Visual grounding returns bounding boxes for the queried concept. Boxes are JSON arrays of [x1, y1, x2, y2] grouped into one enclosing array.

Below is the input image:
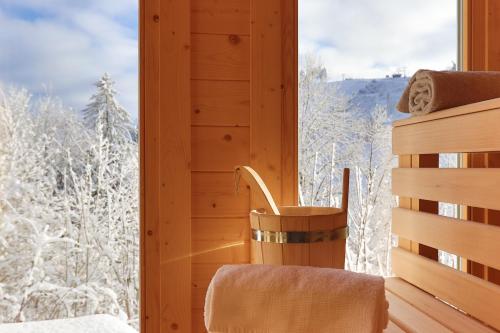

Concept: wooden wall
[[141, 0, 298, 332], [463, 0, 500, 285]]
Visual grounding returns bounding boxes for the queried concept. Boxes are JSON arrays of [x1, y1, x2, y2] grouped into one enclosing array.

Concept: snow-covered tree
[[82, 74, 133, 145], [0, 84, 139, 327], [298, 54, 396, 276]]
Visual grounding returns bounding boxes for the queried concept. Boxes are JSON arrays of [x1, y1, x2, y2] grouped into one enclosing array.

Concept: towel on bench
[[397, 70, 500, 116], [204, 264, 388, 333]]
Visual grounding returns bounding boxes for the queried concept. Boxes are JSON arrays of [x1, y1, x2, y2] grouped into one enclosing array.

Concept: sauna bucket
[[234, 166, 349, 268]]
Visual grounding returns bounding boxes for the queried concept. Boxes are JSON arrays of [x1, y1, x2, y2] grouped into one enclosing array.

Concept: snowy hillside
[[329, 76, 409, 121]]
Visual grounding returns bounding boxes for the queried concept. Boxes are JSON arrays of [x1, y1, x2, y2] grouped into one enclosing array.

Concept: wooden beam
[[393, 168, 500, 211], [393, 208, 500, 271], [393, 106, 500, 155], [141, 0, 192, 331]]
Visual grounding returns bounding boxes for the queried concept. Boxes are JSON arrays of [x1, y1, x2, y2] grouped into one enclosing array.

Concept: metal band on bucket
[[251, 227, 348, 244]]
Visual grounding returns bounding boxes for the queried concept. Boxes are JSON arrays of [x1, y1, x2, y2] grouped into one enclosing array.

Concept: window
[[0, 1, 139, 331], [299, 0, 458, 275]]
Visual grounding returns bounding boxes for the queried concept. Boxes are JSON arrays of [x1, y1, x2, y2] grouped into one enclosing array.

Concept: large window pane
[[299, 0, 458, 275], [0, 1, 139, 331]]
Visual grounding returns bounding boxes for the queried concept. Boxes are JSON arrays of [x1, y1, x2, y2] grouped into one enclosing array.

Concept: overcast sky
[[0, 0, 138, 119], [0, 1, 456, 118], [299, 0, 458, 81]]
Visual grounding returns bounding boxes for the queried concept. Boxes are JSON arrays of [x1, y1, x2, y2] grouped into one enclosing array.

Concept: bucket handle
[[234, 166, 280, 215]]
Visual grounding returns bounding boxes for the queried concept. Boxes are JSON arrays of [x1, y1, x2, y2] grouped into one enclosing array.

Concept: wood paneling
[[192, 80, 250, 126], [393, 208, 500, 270], [143, 0, 297, 330], [141, 0, 192, 331], [191, 34, 250, 80], [393, 168, 500, 210], [392, 247, 500, 331], [191, 0, 250, 35], [250, 0, 284, 205], [192, 127, 250, 171], [192, 172, 249, 218], [386, 278, 496, 333]]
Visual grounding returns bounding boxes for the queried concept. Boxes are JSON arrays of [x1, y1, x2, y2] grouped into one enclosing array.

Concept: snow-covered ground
[[0, 315, 138, 333]]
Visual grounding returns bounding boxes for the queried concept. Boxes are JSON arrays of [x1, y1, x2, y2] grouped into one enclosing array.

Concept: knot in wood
[[228, 34, 240, 45]]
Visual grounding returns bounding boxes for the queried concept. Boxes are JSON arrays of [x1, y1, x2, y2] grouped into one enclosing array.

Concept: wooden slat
[[392, 247, 500, 330], [386, 291, 453, 333], [393, 98, 500, 127], [393, 208, 500, 270], [192, 172, 249, 217], [192, 80, 249, 126], [192, 127, 250, 171], [393, 168, 500, 211], [393, 107, 500, 155], [191, 0, 250, 35], [386, 278, 496, 333], [191, 34, 250, 80]]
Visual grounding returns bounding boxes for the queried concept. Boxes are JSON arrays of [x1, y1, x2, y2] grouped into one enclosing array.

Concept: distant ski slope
[[329, 76, 409, 121]]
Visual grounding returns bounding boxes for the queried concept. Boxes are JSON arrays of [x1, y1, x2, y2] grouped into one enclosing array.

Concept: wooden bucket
[[235, 166, 349, 268]]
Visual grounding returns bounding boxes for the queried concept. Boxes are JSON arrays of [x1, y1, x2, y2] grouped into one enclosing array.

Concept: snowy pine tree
[[82, 74, 133, 145]]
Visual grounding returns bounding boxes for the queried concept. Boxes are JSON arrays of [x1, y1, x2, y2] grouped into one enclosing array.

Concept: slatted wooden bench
[[385, 98, 500, 332]]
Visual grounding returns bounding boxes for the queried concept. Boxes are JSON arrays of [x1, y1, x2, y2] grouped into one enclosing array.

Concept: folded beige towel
[[205, 264, 388, 333], [397, 70, 500, 116]]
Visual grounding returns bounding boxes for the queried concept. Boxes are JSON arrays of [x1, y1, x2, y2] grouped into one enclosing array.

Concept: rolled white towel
[[205, 264, 388, 333]]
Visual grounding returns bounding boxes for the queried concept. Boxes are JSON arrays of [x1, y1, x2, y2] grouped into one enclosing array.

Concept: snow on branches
[[0, 76, 139, 327], [298, 54, 396, 276]]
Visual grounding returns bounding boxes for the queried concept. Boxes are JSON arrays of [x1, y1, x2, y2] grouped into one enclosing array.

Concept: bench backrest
[[392, 98, 500, 331]]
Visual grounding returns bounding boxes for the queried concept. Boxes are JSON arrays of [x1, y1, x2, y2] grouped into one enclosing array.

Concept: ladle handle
[[234, 166, 280, 215]]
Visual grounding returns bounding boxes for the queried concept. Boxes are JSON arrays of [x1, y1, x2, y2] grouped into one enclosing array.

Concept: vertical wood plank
[[397, 155, 412, 251], [251, 0, 283, 205], [280, 0, 298, 206], [154, 0, 193, 331], [141, 0, 161, 331]]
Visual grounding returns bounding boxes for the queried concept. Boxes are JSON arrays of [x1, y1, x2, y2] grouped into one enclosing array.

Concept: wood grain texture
[[250, 0, 283, 206], [192, 127, 250, 171], [393, 208, 500, 270], [157, 0, 192, 330], [393, 107, 500, 155], [191, 33, 250, 80], [392, 247, 500, 330], [192, 172, 249, 218], [386, 291, 452, 333], [386, 278, 497, 333], [280, 0, 299, 206], [192, 80, 250, 126], [463, 0, 500, 287], [141, 0, 192, 331], [393, 168, 500, 211], [191, 0, 250, 35]]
